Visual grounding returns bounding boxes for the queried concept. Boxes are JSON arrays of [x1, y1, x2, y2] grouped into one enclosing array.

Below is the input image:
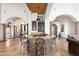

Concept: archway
[[6, 16, 24, 39], [50, 22, 57, 37], [53, 14, 76, 38]]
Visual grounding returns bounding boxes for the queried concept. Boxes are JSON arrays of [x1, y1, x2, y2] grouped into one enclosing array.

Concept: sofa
[[67, 35, 79, 56]]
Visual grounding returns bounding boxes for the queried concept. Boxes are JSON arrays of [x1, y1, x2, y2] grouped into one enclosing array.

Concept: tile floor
[[0, 37, 70, 56]]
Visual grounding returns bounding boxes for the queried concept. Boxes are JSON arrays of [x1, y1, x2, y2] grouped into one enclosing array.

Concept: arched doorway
[[54, 14, 76, 38], [50, 22, 57, 37]]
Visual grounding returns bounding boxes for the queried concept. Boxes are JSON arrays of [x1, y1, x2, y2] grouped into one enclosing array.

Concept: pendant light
[[36, 7, 40, 21]]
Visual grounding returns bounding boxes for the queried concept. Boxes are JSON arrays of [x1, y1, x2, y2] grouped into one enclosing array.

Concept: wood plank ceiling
[[26, 3, 48, 14]]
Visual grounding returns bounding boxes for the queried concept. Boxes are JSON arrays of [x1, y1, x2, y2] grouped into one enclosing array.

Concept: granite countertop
[[26, 35, 52, 40]]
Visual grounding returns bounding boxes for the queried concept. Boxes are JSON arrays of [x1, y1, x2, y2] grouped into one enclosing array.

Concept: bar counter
[[26, 35, 52, 56]]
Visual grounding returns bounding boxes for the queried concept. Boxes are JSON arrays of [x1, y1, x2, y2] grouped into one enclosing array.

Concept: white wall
[[46, 3, 79, 21], [0, 3, 1, 22], [1, 3, 30, 23], [45, 3, 79, 37], [45, 3, 53, 20]]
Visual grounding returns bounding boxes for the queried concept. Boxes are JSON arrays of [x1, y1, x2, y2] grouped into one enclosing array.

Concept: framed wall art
[[61, 24, 64, 32], [32, 21, 37, 30]]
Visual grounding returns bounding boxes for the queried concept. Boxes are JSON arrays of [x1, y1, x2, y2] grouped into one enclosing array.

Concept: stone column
[[75, 22, 78, 35], [20, 24, 23, 36], [13, 25, 16, 38]]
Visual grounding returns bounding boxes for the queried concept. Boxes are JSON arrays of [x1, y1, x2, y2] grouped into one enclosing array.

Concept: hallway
[[0, 37, 69, 56]]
